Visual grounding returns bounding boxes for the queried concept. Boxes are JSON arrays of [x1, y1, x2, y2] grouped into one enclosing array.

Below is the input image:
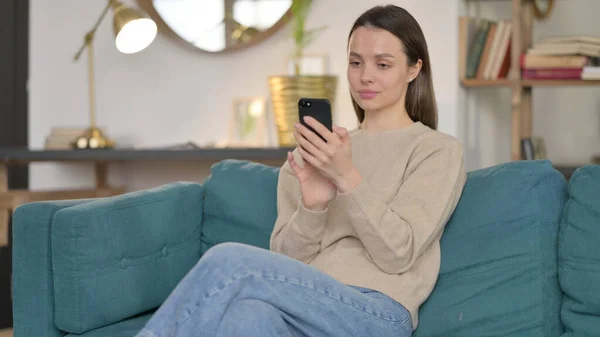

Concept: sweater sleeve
[[269, 159, 329, 263], [336, 137, 466, 274]]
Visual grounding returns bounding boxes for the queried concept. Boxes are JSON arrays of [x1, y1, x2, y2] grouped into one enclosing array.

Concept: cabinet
[[461, 0, 600, 161]]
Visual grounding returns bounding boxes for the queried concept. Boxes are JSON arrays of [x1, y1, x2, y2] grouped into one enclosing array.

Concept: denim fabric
[[135, 242, 412, 337]]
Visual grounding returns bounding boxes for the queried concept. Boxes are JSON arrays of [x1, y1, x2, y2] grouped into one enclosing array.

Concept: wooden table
[[0, 147, 291, 247]]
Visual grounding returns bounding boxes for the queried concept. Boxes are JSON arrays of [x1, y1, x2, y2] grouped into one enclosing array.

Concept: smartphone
[[298, 98, 333, 142]]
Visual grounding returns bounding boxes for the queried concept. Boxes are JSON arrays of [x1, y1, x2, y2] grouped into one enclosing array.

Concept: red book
[[522, 68, 582, 79]]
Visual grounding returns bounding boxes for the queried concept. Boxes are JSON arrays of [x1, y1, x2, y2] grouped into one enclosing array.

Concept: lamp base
[[71, 127, 115, 149]]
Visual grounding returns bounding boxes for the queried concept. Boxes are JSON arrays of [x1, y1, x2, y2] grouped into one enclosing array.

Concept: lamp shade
[[112, 3, 157, 54]]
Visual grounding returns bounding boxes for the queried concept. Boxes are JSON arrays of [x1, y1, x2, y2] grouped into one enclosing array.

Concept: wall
[[29, 0, 461, 191]]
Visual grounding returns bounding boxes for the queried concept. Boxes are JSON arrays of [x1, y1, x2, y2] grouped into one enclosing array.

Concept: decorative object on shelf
[[136, 0, 292, 53], [73, 0, 157, 149], [227, 97, 270, 148], [521, 136, 546, 160], [532, 0, 555, 20], [269, 0, 337, 147]]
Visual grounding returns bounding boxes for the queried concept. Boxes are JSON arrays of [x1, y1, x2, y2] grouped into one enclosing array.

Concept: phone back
[[298, 98, 332, 141]]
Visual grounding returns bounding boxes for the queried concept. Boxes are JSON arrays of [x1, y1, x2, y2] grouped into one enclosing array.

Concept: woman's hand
[[293, 116, 363, 193], [287, 151, 337, 211]]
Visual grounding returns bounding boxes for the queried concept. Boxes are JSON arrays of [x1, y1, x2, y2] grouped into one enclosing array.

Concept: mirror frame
[[135, 0, 293, 54]]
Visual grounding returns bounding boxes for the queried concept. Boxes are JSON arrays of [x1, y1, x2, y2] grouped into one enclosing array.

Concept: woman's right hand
[[287, 151, 337, 211]]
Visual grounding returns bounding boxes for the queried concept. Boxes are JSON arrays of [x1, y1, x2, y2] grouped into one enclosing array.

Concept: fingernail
[[303, 116, 310, 122], [294, 123, 299, 129]]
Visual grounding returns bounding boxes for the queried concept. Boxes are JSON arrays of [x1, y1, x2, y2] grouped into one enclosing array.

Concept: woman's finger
[[297, 145, 321, 169], [294, 131, 323, 160], [295, 122, 329, 151], [288, 151, 302, 174], [303, 116, 338, 145]]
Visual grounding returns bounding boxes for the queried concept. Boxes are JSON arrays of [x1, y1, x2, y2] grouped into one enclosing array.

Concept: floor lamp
[[73, 0, 157, 149]]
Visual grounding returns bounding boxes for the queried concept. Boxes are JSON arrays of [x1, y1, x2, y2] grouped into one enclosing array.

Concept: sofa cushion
[[51, 182, 204, 334], [559, 165, 600, 337], [200, 159, 280, 254], [414, 160, 567, 337]]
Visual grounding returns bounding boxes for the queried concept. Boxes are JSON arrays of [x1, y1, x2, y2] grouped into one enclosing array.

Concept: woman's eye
[[349, 61, 361, 66], [378, 63, 390, 69]]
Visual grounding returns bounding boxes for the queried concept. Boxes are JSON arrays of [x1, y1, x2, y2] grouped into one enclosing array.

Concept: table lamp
[[72, 0, 157, 149]]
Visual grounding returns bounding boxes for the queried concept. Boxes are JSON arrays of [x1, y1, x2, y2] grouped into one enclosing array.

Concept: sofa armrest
[[12, 198, 97, 337], [12, 182, 204, 336]]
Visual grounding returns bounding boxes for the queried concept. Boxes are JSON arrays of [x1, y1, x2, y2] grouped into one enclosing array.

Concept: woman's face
[[347, 26, 417, 114]]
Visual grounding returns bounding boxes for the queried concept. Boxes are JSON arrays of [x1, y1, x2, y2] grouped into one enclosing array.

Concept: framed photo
[[287, 54, 328, 76], [227, 97, 269, 147]]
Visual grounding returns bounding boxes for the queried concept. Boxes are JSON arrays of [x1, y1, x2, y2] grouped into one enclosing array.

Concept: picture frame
[[227, 97, 269, 147]]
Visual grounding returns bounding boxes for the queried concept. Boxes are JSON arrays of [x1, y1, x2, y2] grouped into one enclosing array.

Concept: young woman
[[136, 5, 465, 337]]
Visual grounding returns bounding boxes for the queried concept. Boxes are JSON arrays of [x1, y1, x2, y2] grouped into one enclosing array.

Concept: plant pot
[[268, 75, 337, 147]]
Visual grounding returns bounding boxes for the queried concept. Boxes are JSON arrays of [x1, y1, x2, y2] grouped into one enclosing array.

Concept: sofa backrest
[[414, 160, 567, 337], [200, 159, 280, 254], [558, 165, 600, 337]]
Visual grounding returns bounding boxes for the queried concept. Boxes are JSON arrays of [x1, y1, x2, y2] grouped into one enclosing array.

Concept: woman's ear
[[408, 59, 423, 82]]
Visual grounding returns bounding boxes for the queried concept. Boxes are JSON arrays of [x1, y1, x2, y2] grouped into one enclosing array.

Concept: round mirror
[[135, 0, 293, 53]]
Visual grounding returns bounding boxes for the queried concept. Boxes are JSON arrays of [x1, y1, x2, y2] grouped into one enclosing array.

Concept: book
[[522, 68, 582, 79], [459, 16, 512, 80]]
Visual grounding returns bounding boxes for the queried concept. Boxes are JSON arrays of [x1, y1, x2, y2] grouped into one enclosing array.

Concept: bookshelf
[[460, 0, 600, 161]]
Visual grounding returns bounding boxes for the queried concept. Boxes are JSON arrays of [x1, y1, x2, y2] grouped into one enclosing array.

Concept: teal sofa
[[11, 159, 600, 337]]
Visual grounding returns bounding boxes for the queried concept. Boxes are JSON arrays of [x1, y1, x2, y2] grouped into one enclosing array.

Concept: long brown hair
[[348, 5, 437, 130]]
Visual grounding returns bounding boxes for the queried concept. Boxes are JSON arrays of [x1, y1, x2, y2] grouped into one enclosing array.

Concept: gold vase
[[269, 75, 337, 147]]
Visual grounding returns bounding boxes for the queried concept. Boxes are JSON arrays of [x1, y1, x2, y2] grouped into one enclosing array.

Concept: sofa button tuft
[[120, 258, 127, 270], [162, 246, 169, 257]]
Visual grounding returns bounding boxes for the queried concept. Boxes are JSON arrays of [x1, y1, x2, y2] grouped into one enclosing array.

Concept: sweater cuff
[[293, 198, 329, 236], [336, 178, 378, 214]]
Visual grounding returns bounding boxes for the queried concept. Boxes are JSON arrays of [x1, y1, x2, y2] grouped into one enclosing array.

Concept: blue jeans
[[135, 242, 412, 337]]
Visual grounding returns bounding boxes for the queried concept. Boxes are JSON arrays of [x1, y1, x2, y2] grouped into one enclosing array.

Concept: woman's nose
[[360, 65, 375, 83]]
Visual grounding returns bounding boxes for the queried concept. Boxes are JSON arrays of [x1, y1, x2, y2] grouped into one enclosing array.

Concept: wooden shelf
[[521, 79, 600, 87], [461, 79, 600, 87], [461, 79, 512, 87], [0, 147, 294, 164]]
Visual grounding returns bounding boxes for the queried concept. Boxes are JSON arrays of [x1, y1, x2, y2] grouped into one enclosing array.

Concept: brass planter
[[269, 75, 337, 147]]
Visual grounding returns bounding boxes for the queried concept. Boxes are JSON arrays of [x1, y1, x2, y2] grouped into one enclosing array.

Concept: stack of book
[[522, 36, 600, 80], [459, 17, 513, 80], [44, 127, 86, 150]]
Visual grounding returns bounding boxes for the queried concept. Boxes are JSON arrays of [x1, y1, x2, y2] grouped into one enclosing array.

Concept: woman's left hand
[[293, 116, 363, 193]]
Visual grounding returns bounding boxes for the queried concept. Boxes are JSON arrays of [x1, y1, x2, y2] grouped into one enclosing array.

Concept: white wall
[[29, 0, 461, 191]]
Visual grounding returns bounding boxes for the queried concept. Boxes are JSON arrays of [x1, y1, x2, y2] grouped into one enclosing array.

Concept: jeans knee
[[229, 299, 268, 314], [200, 242, 260, 268]]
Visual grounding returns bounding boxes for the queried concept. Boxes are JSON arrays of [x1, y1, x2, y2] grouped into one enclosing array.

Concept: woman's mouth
[[359, 90, 378, 99]]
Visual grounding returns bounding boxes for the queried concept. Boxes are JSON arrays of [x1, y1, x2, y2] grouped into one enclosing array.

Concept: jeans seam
[[177, 273, 257, 326], [263, 275, 407, 323]]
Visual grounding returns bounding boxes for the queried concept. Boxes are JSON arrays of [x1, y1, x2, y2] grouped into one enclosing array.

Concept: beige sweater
[[270, 121, 466, 330]]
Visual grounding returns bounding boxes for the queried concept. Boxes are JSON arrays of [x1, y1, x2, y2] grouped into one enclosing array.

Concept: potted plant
[[269, 0, 337, 147]]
